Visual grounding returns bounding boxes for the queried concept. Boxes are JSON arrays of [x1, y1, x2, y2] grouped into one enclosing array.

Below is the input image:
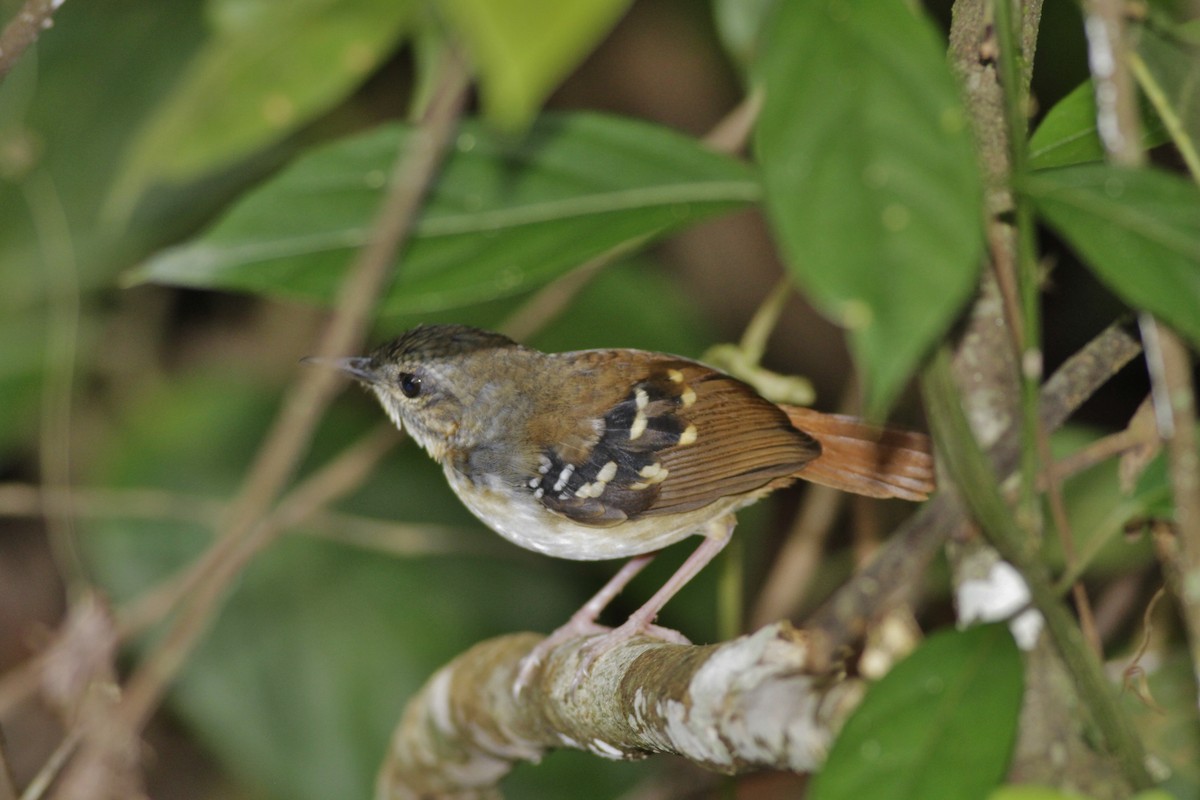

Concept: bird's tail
[[781, 406, 936, 502]]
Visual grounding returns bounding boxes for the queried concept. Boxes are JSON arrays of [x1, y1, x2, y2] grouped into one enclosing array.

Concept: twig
[[20, 730, 81, 800], [0, 0, 64, 84], [1082, 0, 1142, 167], [116, 424, 401, 643], [1141, 318, 1200, 696], [0, 482, 485, 560]]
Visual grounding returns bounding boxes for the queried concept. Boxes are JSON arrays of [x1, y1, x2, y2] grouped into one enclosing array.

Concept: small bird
[[315, 324, 934, 689]]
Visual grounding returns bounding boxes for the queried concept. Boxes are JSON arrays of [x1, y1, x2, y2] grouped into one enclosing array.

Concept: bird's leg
[[514, 515, 736, 695], [514, 552, 658, 695], [579, 515, 734, 667]]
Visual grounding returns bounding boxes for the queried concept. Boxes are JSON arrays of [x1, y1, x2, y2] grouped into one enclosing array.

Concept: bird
[[312, 323, 935, 691]]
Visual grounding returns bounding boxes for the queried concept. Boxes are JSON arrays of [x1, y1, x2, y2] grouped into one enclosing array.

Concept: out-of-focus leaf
[[712, 0, 779, 70], [755, 0, 983, 419], [1136, 18, 1200, 164], [439, 0, 631, 131], [0, 0, 213, 451], [111, 0, 412, 202], [1020, 164, 1200, 349], [810, 624, 1022, 800], [131, 113, 759, 315], [1028, 80, 1170, 170]]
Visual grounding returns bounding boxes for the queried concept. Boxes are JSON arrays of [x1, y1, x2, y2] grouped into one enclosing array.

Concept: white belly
[[444, 466, 740, 560]]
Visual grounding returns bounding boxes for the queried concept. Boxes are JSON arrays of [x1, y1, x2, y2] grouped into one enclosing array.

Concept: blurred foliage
[[0, 0, 1198, 798]]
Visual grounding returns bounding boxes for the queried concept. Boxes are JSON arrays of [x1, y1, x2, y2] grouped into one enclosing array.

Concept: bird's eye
[[398, 372, 422, 399], [398, 372, 421, 398]]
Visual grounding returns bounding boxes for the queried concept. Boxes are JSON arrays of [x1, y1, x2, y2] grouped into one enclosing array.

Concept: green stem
[[994, 0, 1044, 540], [920, 347, 1152, 789]]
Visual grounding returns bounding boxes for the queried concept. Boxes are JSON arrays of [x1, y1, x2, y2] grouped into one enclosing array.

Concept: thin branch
[[115, 424, 401, 641], [0, 482, 488, 560], [806, 321, 1142, 665], [50, 52, 471, 798], [1141, 318, 1200, 697], [0, 0, 65, 84]]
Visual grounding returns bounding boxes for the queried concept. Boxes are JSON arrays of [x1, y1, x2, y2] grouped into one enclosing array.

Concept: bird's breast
[[443, 464, 743, 560]]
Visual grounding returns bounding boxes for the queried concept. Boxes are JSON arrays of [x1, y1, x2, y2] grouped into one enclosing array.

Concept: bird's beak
[[301, 355, 381, 385]]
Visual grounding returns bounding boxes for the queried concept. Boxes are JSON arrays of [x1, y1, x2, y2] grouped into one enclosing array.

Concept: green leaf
[[112, 0, 412, 195], [439, 0, 631, 131], [711, 0, 779, 70], [1019, 164, 1200, 348], [131, 113, 759, 315], [811, 624, 1023, 800], [754, 0, 984, 420], [1028, 80, 1170, 170]]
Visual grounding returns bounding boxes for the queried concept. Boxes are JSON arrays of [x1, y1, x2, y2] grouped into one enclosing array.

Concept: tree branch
[[377, 624, 863, 799]]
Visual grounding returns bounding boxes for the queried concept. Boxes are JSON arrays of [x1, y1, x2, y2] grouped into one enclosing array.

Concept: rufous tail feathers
[[781, 406, 936, 502]]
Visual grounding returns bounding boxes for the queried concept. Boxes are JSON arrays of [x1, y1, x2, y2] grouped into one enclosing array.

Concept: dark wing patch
[[533, 358, 820, 526]]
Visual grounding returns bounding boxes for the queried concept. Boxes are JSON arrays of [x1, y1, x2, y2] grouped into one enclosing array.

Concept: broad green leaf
[[439, 0, 631, 131], [1028, 80, 1170, 170], [810, 624, 1023, 800], [112, 0, 412, 198], [1019, 164, 1200, 349], [755, 0, 984, 420], [131, 113, 759, 315]]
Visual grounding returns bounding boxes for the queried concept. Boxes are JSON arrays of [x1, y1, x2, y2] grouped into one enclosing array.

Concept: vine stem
[[921, 348, 1152, 789]]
